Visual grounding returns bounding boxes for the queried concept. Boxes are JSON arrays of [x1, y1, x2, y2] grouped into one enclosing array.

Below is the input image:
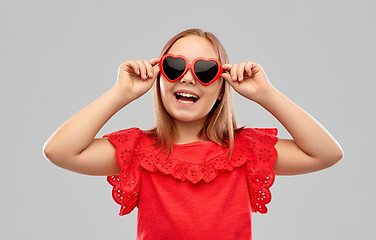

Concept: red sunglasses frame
[[159, 54, 223, 86]]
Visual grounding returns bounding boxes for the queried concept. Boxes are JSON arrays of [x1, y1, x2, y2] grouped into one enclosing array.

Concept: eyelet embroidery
[[104, 127, 278, 216], [103, 128, 143, 216], [243, 128, 278, 214], [137, 143, 250, 184]]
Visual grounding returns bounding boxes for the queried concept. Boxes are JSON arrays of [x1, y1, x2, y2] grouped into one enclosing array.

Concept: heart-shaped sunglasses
[[159, 54, 223, 86]]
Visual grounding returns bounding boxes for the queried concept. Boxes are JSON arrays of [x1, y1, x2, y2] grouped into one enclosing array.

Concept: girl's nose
[[179, 68, 196, 85]]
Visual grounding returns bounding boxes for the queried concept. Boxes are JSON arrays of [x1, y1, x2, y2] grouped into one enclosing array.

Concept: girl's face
[[160, 36, 223, 125]]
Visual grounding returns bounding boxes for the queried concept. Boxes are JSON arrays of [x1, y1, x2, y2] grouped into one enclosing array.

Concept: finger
[[137, 60, 148, 80], [127, 60, 140, 75], [144, 60, 154, 78], [251, 62, 262, 75], [153, 65, 160, 77], [230, 64, 238, 81], [221, 72, 239, 91], [146, 65, 160, 84], [150, 58, 161, 79], [222, 64, 232, 72], [221, 72, 232, 83], [148, 57, 160, 66], [237, 63, 246, 82], [245, 61, 254, 77]]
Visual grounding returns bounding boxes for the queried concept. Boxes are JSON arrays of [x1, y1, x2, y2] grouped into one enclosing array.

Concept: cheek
[[159, 77, 168, 95], [159, 77, 174, 102], [209, 79, 223, 97]]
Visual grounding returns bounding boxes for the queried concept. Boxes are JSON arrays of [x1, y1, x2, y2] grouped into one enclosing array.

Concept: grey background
[[1, 0, 375, 239]]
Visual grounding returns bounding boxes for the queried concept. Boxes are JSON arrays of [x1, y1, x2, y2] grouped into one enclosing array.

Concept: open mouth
[[174, 92, 199, 104]]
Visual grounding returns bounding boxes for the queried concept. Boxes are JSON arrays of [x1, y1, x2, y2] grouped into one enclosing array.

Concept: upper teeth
[[176, 92, 198, 98]]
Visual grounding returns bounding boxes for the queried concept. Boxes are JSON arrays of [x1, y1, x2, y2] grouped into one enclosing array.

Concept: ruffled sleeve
[[102, 127, 143, 216], [240, 128, 278, 214]]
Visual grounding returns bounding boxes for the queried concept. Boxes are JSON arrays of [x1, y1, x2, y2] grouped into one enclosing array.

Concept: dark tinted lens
[[194, 60, 219, 83], [162, 56, 186, 80]]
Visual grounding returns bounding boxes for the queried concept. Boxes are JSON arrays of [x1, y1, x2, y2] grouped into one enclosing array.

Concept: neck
[[173, 118, 209, 144]]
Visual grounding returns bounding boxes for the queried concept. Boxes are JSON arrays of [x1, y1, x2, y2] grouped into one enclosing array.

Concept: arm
[[43, 86, 131, 176], [222, 62, 343, 175], [256, 86, 343, 175], [43, 58, 160, 176]]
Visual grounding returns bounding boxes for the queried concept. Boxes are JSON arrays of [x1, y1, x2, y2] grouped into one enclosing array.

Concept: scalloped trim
[[104, 127, 144, 216], [136, 145, 249, 184], [243, 128, 278, 214], [107, 175, 140, 216], [104, 127, 278, 215]]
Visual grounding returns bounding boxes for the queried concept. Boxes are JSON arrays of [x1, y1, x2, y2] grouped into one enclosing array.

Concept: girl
[[43, 28, 343, 239]]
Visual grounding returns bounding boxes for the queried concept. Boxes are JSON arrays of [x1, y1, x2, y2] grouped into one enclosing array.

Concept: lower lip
[[174, 96, 198, 107]]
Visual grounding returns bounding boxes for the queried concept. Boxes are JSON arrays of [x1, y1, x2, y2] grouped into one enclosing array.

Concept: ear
[[217, 92, 224, 101], [217, 79, 225, 100]]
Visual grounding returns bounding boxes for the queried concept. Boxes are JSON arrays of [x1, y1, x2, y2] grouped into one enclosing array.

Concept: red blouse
[[103, 127, 278, 240]]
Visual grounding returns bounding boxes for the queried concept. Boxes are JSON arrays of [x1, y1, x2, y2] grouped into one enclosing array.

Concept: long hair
[[144, 28, 244, 158]]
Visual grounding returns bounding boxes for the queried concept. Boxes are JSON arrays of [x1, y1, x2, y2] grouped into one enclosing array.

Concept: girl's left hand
[[221, 62, 274, 103]]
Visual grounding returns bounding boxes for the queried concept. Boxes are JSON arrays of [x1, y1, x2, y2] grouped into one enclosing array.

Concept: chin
[[171, 113, 207, 123], [173, 115, 198, 122]]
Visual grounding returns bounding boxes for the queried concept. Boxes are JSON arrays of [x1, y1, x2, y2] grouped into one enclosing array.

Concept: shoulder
[[102, 127, 146, 147], [234, 127, 278, 160], [102, 127, 144, 138], [235, 127, 278, 144]]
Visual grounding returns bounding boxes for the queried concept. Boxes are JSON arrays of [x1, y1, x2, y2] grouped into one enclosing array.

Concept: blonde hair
[[144, 28, 244, 158]]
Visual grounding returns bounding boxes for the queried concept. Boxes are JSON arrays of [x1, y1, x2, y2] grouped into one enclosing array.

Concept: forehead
[[168, 36, 218, 61]]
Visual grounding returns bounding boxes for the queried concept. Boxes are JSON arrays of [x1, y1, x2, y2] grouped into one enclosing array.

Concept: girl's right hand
[[114, 58, 160, 102]]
